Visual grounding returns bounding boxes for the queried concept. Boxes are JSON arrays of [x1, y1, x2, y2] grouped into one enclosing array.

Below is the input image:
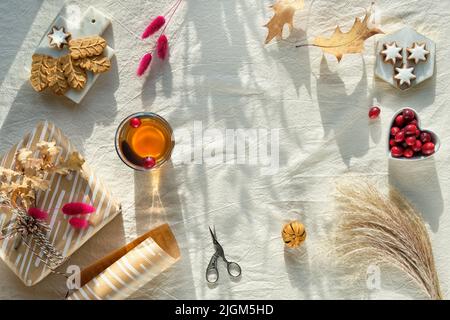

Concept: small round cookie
[[407, 42, 429, 64], [47, 26, 71, 49], [394, 64, 416, 87], [381, 42, 403, 65]]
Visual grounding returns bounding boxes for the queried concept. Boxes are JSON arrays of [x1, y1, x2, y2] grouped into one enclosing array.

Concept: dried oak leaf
[[30, 54, 57, 92], [48, 56, 69, 95], [54, 152, 85, 175], [69, 36, 107, 59], [61, 55, 87, 90], [313, 8, 383, 62], [15, 148, 44, 177], [264, 0, 304, 44], [75, 55, 111, 73], [37, 140, 61, 169]]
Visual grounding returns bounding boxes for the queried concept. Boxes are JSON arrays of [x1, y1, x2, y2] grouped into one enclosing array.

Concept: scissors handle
[[206, 253, 219, 283], [226, 261, 241, 278]]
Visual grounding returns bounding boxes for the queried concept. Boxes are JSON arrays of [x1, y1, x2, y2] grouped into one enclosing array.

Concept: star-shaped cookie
[[394, 65, 416, 87], [47, 26, 71, 49], [407, 42, 429, 64], [381, 42, 403, 64]]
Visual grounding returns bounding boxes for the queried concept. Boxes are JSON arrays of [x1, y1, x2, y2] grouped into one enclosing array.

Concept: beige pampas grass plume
[[334, 181, 442, 300]]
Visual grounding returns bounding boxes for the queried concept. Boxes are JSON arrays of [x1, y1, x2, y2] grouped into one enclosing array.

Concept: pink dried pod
[[156, 34, 169, 60], [137, 53, 152, 76], [62, 202, 96, 216], [69, 217, 90, 230], [28, 207, 49, 220], [142, 15, 166, 39]]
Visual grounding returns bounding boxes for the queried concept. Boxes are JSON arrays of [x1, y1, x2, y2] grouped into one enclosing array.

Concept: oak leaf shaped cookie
[[313, 8, 383, 62], [61, 55, 87, 90], [264, 0, 304, 44], [48, 57, 69, 95], [30, 54, 57, 92], [75, 55, 111, 73], [69, 35, 107, 59]]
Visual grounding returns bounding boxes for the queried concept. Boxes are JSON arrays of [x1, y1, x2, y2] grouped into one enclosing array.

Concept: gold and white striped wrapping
[[0, 121, 122, 286], [68, 237, 178, 300]]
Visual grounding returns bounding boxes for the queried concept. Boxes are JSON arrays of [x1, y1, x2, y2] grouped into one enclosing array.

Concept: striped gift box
[[0, 121, 122, 286]]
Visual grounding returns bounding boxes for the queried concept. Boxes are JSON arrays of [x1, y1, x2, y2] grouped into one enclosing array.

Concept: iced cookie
[[407, 42, 429, 64], [381, 42, 403, 64], [47, 26, 71, 49], [394, 64, 416, 87]]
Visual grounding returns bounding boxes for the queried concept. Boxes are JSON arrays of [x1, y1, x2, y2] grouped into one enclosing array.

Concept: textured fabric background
[[0, 0, 449, 299]]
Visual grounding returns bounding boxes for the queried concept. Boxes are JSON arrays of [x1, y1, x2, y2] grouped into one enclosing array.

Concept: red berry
[[391, 146, 404, 158], [422, 142, 435, 156], [390, 127, 400, 136], [412, 140, 422, 152], [415, 129, 421, 137], [420, 132, 431, 143], [410, 119, 418, 127], [368, 106, 381, 119], [394, 131, 405, 143], [130, 117, 141, 128], [143, 156, 156, 168], [389, 139, 396, 148], [405, 124, 417, 135], [405, 136, 416, 146], [403, 148, 414, 158], [403, 108, 415, 122], [395, 115, 405, 127]]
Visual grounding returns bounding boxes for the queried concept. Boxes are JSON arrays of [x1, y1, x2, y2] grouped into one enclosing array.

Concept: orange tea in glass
[[115, 112, 174, 170]]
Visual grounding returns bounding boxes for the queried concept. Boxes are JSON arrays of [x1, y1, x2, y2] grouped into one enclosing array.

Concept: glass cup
[[115, 112, 174, 170]]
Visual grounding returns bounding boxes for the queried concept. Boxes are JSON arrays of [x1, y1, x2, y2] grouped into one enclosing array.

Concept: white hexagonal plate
[[375, 27, 435, 90]]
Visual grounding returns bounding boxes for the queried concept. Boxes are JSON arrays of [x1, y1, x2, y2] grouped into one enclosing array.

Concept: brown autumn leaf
[[53, 151, 85, 175], [37, 141, 61, 169], [30, 54, 57, 92], [313, 7, 383, 62], [69, 35, 107, 59], [75, 55, 111, 73], [264, 0, 304, 44], [61, 55, 87, 90]]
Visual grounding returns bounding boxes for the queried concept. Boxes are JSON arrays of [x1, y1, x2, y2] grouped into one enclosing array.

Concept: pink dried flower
[[142, 16, 166, 39], [62, 202, 96, 215], [137, 53, 152, 76], [69, 217, 90, 230], [156, 34, 169, 60], [28, 207, 49, 220]]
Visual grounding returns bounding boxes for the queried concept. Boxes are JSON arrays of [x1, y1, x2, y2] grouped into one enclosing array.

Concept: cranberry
[[130, 117, 141, 128], [422, 142, 435, 156], [395, 115, 405, 127], [391, 146, 404, 158], [412, 140, 422, 152], [415, 129, 421, 137], [389, 139, 396, 148], [368, 106, 381, 119], [420, 132, 432, 143], [405, 124, 417, 135], [410, 119, 418, 127], [403, 148, 414, 158], [394, 131, 405, 143], [143, 157, 156, 168], [391, 127, 400, 136], [405, 136, 416, 146], [403, 108, 415, 122]]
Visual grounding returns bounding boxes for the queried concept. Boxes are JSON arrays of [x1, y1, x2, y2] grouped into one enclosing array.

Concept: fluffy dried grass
[[334, 181, 442, 300]]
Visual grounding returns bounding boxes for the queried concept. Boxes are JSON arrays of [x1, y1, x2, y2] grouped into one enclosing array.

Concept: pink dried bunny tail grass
[[28, 207, 49, 220], [62, 202, 96, 215], [156, 34, 169, 60], [137, 53, 152, 76], [69, 217, 90, 230], [142, 15, 166, 39]]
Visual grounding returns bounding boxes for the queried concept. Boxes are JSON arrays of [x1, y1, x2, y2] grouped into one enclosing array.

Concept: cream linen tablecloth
[[0, 0, 449, 299]]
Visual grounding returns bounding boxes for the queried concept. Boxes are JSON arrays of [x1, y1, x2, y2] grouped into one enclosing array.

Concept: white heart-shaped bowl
[[387, 108, 440, 161]]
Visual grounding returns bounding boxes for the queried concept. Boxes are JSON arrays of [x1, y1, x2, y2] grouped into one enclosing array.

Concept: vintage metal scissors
[[206, 226, 242, 283]]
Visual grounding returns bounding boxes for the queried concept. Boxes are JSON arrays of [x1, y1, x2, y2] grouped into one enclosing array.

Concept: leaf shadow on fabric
[[388, 158, 443, 232], [316, 55, 369, 167]]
